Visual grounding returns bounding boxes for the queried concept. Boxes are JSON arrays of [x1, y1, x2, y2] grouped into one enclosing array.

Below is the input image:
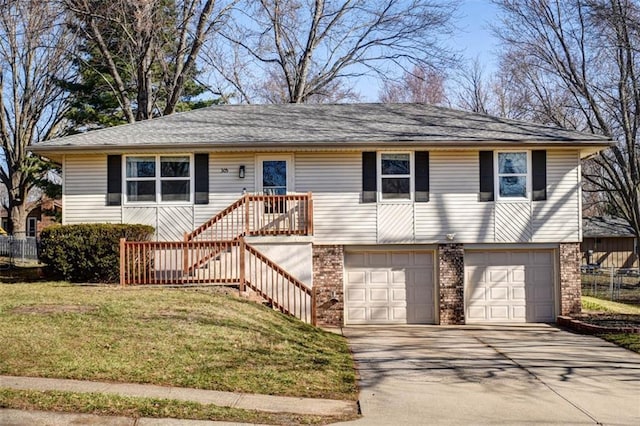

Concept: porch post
[[119, 238, 126, 286], [239, 238, 246, 292]]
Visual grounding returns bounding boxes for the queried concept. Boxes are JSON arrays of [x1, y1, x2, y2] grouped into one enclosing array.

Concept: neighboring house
[[30, 103, 611, 327], [0, 197, 61, 238], [582, 216, 638, 270]]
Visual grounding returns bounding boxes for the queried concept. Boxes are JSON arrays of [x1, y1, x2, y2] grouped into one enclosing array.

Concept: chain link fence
[[582, 265, 640, 303]]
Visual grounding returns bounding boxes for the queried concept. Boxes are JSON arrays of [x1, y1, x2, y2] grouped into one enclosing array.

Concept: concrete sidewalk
[[0, 375, 356, 418]]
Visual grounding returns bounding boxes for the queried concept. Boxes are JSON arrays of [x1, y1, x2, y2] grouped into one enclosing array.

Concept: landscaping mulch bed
[[559, 313, 640, 334]]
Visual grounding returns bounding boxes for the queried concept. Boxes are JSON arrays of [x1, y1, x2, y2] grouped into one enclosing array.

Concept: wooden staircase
[[119, 193, 316, 324]]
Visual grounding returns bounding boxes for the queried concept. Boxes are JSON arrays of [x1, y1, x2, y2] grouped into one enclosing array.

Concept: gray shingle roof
[[583, 216, 635, 238], [31, 103, 611, 152]]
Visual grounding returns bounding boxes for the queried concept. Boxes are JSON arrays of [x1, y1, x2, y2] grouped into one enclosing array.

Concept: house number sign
[[220, 168, 229, 173]]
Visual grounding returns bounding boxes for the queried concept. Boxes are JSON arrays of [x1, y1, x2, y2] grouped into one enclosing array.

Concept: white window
[[27, 217, 37, 237], [496, 151, 530, 200], [379, 153, 412, 201], [125, 155, 192, 203]]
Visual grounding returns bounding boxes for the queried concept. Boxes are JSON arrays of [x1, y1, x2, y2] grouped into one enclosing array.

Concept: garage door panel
[[391, 288, 406, 302], [369, 288, 389, 302], [370, 307, 390, 321], [391, 307, 407, 321], [371, 271, 389, 283], [490, 305, 510, 319], [512, 306, 526, 321], [512, 268, 525, 282], [347, 271, 366, 284], [466, 250, 555, 323], [391, 252, 411, 265], [391, 270, 406, 283], [489, 269, 509, 282], [347, 307, 366, 321], [512, 287, 526, 300], [346, 288, 366, 301], [346, 253, 366, 267], [369, 253, 388, 266], [490, 287, 509, 301], [345, 251, 435, 325]]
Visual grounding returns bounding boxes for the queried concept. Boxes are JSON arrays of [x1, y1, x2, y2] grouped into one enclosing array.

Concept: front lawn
[[0, 283, 357, 400], [580, 296, 640, 354]]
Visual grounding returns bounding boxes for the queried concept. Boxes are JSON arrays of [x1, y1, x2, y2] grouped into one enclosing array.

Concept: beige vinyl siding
[[295, 152, 376, 244], [64, 154, 121, 224], [415, 151, 494, 243], [532, 150, 580, 242], [193, 153, 255, 229]]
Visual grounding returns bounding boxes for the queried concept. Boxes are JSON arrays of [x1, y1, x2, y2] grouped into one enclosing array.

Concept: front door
[[257, 156, 292, 195]]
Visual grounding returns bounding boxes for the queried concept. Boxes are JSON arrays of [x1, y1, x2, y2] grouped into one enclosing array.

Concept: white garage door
[[345, 251, 435, 325], [465, 250, 555, 323]]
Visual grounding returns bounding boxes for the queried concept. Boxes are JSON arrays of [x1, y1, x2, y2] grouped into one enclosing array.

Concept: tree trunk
[[9, 203, 28, 240]]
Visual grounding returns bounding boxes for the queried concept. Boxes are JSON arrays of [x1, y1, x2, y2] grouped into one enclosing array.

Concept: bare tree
[[64, 0, 237, 121], [455, 58, 490, 114], [493, 0, 640, 238], [379, 65, 447, 104], [211, 0, 457, 104], [0, 0, 77, 238]]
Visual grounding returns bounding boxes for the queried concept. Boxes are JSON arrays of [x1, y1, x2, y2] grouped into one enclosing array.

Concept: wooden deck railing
[[187, 193, 313, 242], [244, 243, 315, 325], [119, 238, 316, 325]]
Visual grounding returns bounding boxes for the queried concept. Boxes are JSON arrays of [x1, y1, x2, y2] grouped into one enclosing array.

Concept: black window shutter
[[362, 152, 377, 203], [194, 153, 209, 205], [107, 155, 122, 206], [532, 150, 547, 201], [415, 151, 429, 202], [479, 151, 494, 202]]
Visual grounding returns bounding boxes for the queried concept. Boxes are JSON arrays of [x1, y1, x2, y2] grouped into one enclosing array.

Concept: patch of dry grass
[[0, 283, 357, 400], [0, 388, 358, 425]]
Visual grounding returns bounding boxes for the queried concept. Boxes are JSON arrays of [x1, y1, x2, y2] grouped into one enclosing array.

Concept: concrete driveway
[[337, 325, 640, 425]]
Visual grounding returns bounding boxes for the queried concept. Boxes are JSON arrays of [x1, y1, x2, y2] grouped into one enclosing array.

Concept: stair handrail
[[186, 194, 248, 241], [241, 239, 316, 325]]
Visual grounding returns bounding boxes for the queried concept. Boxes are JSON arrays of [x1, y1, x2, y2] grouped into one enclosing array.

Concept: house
[[582, 216, 638, 270], [30, 103, 612, 327], [0, 197, 61, 238]]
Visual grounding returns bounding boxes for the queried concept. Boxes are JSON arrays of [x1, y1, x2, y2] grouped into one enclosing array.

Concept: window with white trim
[[125, 155, 191, 203], [496, 151, 529, 199], [380, 153, 412, 200]]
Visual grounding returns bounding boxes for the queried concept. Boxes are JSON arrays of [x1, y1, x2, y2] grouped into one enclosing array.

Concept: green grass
[[582, 296, 640, 314], [0, 388, 357, 425], [598, 334, 640, 353], [0, 283, 357, 400], [581, 295, 640, 354]]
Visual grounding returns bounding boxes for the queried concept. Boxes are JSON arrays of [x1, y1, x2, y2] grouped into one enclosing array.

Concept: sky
[[358, 0, 502, 101]]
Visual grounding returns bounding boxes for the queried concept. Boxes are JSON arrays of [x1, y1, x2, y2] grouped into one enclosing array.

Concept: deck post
[[119, 238, 126, 286], [244, 194, 250, 235], [183, 232, 189, 274], [239, 239, 246, 292], [311, 286, 317, 326], [307, 192, 314, 235]]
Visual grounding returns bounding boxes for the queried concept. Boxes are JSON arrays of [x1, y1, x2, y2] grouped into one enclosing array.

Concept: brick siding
[[312, 245, 344, 327], [438, 244, 465, 325], [559, 242, 582, 316]]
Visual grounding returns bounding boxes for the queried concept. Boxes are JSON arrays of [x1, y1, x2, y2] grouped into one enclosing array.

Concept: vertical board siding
[[295, 153, 376, 244], [581, 237, 639, 269], [532, 151, 580, 242], [494, 203, 533, 242], [194, 153, 256, 229], [415, 152, 494, 243], [64, 154, 121, 224]]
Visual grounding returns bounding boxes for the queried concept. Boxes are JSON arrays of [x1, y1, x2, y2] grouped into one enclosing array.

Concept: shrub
[[39, 224, 155, 283]]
